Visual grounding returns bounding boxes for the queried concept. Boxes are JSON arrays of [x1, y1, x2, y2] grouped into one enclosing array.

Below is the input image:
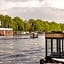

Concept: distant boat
[[30, 32, 38, 38]]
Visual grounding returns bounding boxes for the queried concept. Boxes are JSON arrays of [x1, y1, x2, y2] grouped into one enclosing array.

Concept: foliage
[[0, 15, 64, 32]]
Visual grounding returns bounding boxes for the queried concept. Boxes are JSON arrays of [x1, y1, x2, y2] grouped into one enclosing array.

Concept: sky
[[0, 0, 64, 23]]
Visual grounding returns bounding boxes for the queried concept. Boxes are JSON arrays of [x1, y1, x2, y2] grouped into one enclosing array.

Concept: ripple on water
[[8, 54, 27, 58], [0, 35, 45, 64]]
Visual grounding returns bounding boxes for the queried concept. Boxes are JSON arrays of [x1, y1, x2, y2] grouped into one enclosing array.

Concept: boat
[[40, 31, 64, 64], [30, 32, 38, 38]]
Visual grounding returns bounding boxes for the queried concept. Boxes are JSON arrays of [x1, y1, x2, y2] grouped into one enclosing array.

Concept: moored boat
[[40, 31, 64, 64], [30, 32, 38, 38]]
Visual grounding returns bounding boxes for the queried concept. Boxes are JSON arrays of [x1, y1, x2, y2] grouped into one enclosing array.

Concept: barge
[[40, 31, 64, 64]]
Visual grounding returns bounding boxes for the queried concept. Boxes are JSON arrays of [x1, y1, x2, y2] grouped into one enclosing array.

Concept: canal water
[[0, 35, 45, 64]]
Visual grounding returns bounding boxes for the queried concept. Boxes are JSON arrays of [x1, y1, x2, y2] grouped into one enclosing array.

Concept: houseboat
[[40, 31, 64, 64], [0, 28, 13, 36]]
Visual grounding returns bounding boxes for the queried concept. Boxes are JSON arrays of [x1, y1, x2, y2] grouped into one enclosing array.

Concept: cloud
[[5, 0, 29, 2], [0, 2, 15, 10], [0, 0, 64, 23], [15, 1, 41, 7], [0, 0, 44, 10], [1, 0, 64, 10], [43, 0, 64, 9], [5, 7, 64, 23]]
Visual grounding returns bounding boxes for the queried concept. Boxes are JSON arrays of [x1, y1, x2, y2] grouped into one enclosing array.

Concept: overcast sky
[[0, 0, 64, 23]]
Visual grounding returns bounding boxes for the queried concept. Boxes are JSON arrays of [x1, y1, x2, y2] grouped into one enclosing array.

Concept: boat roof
[[45, 31, 64, 38], [0, 28, 13, 30]]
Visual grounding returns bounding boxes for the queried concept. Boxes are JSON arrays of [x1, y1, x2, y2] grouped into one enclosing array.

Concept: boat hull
[[40, 56, 64, 64]]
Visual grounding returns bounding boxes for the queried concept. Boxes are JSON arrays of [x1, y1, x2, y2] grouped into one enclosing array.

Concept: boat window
[[60, 39, 62, 53], [62, 39, 64, 56], [53, 39, 57, 53], [46, 38, 63, 58], [47, 39, 51, 56], [52, 39, 62, 58], [60, 39, 63, 57]]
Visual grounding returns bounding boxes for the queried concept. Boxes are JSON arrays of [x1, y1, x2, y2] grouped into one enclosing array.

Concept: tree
[[60, 23, 64, 31], [0, 14, 63, 32], [49, 21, 61, 31], [28, 19, 35, 31], [0, 15, 5, 27], [24, 22, 30, 31], [3, 15, 13, 28], [13, 16, 24, 31]]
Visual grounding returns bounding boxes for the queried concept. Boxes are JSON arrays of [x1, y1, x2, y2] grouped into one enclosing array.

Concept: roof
[[0, 28, 13, 30], [45, 31, 64, 38]]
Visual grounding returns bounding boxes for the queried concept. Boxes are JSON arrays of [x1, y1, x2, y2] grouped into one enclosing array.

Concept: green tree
[[28, 19, 35, 31], [49, 21, 61, 31], [3, 15, 13, 28], [60, 23, 64, 31], [13, 16, 24, 31]]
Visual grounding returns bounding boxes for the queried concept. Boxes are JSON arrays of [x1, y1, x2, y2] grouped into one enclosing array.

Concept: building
[[0, 28, 13, 36]]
